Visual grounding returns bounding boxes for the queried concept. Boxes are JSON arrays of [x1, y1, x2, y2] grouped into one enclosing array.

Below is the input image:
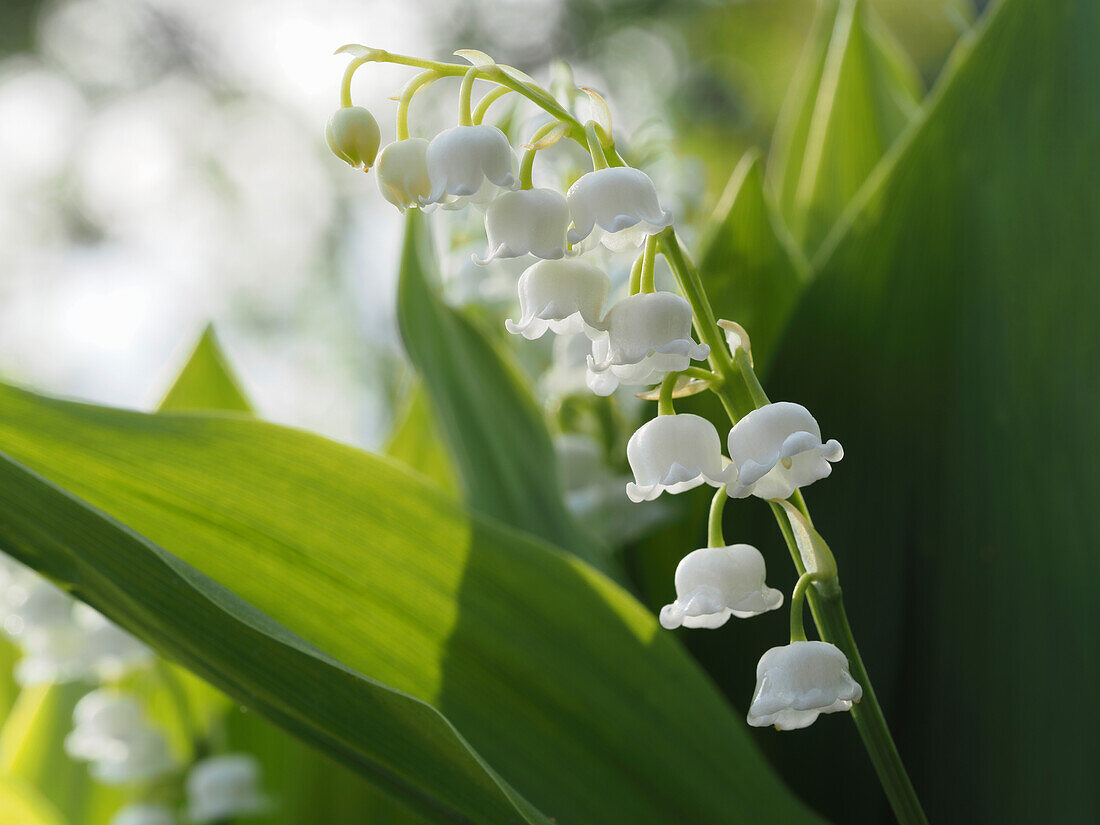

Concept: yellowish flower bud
[[325, 106, 381, 170]]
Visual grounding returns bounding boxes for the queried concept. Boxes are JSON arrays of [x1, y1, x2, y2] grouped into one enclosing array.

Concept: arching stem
[[708, 486, 729, 548]]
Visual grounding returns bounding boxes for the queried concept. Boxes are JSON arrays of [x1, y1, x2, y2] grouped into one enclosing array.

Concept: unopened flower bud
[[747, 641, 862, 730], [376, 138, 431, 211], [325, 106, 381, 170]]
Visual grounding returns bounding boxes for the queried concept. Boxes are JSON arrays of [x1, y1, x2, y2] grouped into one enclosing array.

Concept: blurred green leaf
[[385, 382, 458, 495], [157, 325, 251, 414], [763, 0, 1100, 820], [397, 211, 611, 571], [0, 775, 67, 825], [0, 385, 821, 825], [697, 148, 809, 369], [768, 0, 923, 254], [0, 683, 126, 825]]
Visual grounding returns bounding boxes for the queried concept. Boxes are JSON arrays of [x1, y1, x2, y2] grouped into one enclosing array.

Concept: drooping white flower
[[376, 138, 431, 211], [659, 545, 783, 629], [187, 754, 269, 824], [110, 804, 176, 825], [505, 259, 609, 340], [726, 402, 843, 500], [421, 125, 517, 210], [626, 414, 733, 502], [586, 292, 708, 396], [747, 641, 862, 730], [65, 690, 175, 784], [325, 106, 381, 170], [566, 166, 673, 252], [476, 188, 569, 263]]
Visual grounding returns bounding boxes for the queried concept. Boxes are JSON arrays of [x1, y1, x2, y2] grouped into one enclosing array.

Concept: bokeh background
[[0, 0, 973, 446], [2, 1, 1097, 824]]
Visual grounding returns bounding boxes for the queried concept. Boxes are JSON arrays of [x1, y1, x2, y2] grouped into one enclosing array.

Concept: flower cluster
[[330, 49, 859, 732]]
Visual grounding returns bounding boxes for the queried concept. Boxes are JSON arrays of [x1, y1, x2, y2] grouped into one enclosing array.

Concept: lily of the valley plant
[[327, 44, 929, 825]]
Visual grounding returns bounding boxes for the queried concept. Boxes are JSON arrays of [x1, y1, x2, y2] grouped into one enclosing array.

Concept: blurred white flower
[[376, 138, 431, 211], [325, 106, 381, 170], [72, 602, 153, 680], [65, 690, 175, 784], [747, 641, 862, 730], [421, 125, 517, 210], [109, 803, 176, 825], [477, 188, 569, 263], [659, 545, 783, 629], [585, 292, 707, 396], [187, 754, 269, 823], [505, 258, 609, 340], [566, 166, 672, 252], [626, 413, 733, 502], [726, 402, 843, 500], [540, 332, 593, 399]]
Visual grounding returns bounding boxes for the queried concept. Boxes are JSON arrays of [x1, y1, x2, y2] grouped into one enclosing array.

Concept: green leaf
[[763, 0, 1100, 821], [0, 683, 127, 825], [767, 0, 923, 254], [155, 323, 446, 824], [384, 382, 458, 495], [0, 775, 67, 825], [0, 385, 821, 825], [157, 325, 251, 413], [396, 211, 610, 570], [697, 148, 809, 370]]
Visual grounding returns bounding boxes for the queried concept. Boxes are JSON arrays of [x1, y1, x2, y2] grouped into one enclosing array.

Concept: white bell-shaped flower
[[586, 292, 708, 396], [187, 754, 269, 824], [110, 804, 176, 825], [65, 691, 175, 784], [376, 138, 431, 211], [659, 545, 783, 629], [747, 641, 863, 730], [421, 125, 517, 210], [1, 571, 73, 635], [726, 402, 843, 500], [477, 188, 569, 263], [566, 166, 673, 252], [626, 414, 733, 502], [505, 259, 609, 340]]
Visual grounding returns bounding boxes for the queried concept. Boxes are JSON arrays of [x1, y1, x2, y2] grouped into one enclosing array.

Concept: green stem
[[628, 254, 644, 295], [663, 229, 928, 825], [585, 121, 609, 170], [657, 372, 677, 416], [707, 486, 728, 547], [519, 122, 560, 189], [640, 235, 658, 293], [458, 67, 478, 126], [339, 58, 365, 108], [473, 85, 512, 124], [788, 571, 822, 643], [156, 660, 202, 759], [396, 70, 438, 141]]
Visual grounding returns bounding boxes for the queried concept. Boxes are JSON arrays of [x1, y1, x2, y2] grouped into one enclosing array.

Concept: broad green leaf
[[697, 148, 809, 370], [768, 0, 923, 254], [157, 325, 251, 413], [0, 776, 66, 825], [762, 0, 1100, 821], [0, 385, 821, 825], [384, 382, 458, 495], [397, 211, 610, 570], [157, 324, 437, 824]]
